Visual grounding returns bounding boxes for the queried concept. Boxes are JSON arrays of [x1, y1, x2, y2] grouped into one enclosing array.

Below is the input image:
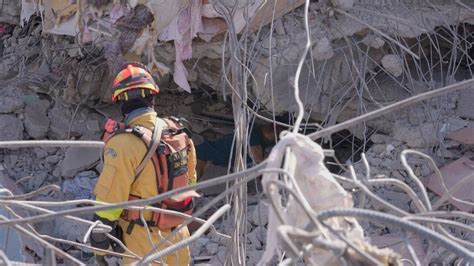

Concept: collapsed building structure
[[0, 0, 473, 265]]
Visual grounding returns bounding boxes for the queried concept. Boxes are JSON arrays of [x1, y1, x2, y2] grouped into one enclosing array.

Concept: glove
[[109, 224, 125, 253], [90, 214, 113, 251]]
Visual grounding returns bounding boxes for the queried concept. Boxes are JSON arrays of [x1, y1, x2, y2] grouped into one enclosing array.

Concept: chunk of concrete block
[[60, 147, 101, 178], [0, 87, 24, 113], [0, 115, 23, 141], [24, 98, 50, 139]]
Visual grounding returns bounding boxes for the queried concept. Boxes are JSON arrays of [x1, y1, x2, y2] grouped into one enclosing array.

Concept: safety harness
[[102, 116, 197, 232]]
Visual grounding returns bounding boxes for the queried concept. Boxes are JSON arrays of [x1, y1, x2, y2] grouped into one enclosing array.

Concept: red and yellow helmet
[[111, 62, 160, 102]]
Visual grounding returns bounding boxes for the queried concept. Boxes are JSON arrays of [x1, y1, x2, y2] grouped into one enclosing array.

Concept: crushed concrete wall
[[0, 1, 473, 264]]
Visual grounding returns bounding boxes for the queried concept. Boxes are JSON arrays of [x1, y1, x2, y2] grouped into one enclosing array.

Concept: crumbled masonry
[[0, 0, 473, 265]]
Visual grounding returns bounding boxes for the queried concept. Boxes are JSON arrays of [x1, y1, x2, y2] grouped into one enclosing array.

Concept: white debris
[[381, 54, 404, 77], [260, 133, 364, 265], [362, 35, 385, 49]]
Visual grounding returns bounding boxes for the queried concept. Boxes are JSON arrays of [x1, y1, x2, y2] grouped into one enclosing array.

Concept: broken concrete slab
[[0, 87, 24, 113], [0, 115, 24, 141], [424, 156, 474, 212], [47, 103, 94, 139], [60, 148, 101, 178], [24, 97, 51, 139], [393, 123, 439, 148]]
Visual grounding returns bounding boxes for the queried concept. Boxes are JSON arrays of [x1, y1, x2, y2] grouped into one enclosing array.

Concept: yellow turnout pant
[[119, 219, 191, 265]]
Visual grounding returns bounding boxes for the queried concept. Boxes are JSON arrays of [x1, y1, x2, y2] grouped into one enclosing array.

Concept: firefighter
[[90, 62, 192, 265]]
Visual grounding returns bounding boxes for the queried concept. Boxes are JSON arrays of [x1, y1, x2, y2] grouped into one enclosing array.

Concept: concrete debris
[[251, 202, 269, 227], [33, 148, 49, 159], [47, 103, 100, 140], [393, 122, 439, 148], [62, 171, 98, 200], [381, 54, 403, 77], [54, 220, 91, 247], [0, 1, 473, 265], [0, 115, 24, 141], [331, 0, 354, 10], [205, 242, 219, 255], [60, 148, 101, 178], [362, 35, 385, 49], [456, 89, 474, 119], [24, 97, 51, 139], [0, 87, 24, 113], [313, 37, 334, 61]]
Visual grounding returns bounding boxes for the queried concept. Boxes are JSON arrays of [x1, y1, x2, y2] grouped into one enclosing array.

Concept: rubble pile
[[189, 196, 270, 265], [0, 0, 473, 265]]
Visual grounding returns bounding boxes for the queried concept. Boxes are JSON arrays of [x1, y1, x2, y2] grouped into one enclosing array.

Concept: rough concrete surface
[[0, 115, 24, 141], [61, 148, 101, 178], [24, 97, 51, 139], [0, 1, 473, 265]]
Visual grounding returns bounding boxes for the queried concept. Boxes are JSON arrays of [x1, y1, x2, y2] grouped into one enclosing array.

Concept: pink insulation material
[[159, 0, 203, 92]]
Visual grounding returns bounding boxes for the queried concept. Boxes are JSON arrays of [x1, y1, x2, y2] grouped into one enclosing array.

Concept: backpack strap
[[133, 118, 166, 181]]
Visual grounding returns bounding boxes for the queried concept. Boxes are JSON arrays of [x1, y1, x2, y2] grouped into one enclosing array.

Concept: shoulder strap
[[133, 118, 166, 179]]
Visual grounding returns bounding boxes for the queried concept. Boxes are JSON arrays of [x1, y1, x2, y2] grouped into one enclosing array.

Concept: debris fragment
[[424, 156, 474, 212], [313, 37, 334, 61], [60, 148, 101, 178], [0, 115, 24, 141], [62, 171, 98, 200], [381, 54, 404, 77], [447, 128, 474, 145]]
